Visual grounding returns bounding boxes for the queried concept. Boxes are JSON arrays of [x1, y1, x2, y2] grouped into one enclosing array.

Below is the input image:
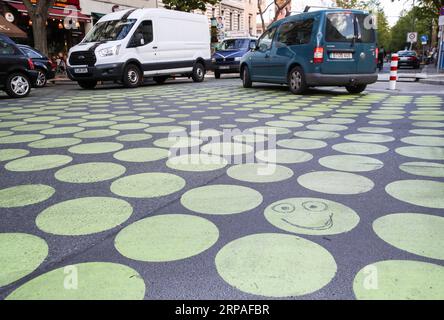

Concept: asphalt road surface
[[0, 78, 443, 300]]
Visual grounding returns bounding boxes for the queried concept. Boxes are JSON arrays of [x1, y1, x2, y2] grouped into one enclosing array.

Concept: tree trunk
[[258, 0, 266, 33], [31, 13, 49, 55]]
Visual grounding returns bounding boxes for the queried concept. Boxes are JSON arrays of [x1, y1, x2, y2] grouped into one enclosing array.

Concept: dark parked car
[[0, 34, 38, 98], [397, 50, 420, 69], [18, 44, 56, 87]]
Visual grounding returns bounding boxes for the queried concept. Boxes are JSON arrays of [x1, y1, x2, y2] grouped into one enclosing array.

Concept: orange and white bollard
[[389, 53, 399, 90]]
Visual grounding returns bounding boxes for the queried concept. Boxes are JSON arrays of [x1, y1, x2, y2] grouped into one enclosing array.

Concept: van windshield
[[219, 39, 250, 50], [355, 14, 376, 43], [83, 19, 137, 43]]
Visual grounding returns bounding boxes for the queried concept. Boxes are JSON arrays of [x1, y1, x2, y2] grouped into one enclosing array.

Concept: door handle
[[265, 53, 270, 58], [153, 46, 158, 49]]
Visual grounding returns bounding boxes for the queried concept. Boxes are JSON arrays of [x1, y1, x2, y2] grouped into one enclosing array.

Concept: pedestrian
[[378, 46, 385, 71]]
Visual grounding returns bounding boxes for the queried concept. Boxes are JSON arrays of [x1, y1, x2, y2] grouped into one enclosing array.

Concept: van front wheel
[[288, 66, 307, 94], [345, 84, 367, 94], [123, 64, 142, 88], [192, 63, 205, 82], [242, 66, 252, 88]]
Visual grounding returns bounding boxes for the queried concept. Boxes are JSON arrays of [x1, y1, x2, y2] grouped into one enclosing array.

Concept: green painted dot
[[318, 118, 355, 124], [294, 131, 340, 139], [109, 123, 149, 130], [232, 134, 268, 144], [399, 162, 444, 177], [256, 149, 313, 164], [401, 136, 444, 147], [0, 134, 44, 144], [248, 126, 291, 135], [116, 133, 152, 142], [227, 163, 293, 183], [0, 184, 55, 208], [373, 213, 444, 260], [215, 233, 336, 297], [141, 117, 175, 124], [332, 142, 389, 155], [36, 197, 132, 235], [265, 198, 359, 235], [6, 262, 145, 300], [395, 146, 444, 160], [201, 142, 253, 156], [319, 155, 383, 172], [298, 171, 374, 195], [358, 127, 393, 134], [412, 121, 444, 128], [0, 149, 29, 161], [307, 124, 348, 132], [386, 180, 444, 209], [28, 138, 82, 149], [6, 155, 72, 172], [265, 121, 303, 128], [111, 173, 185, 198], [410, 129, 444, 136], [153, 136, 202, 149], [40, 127, 85, 135], [115, 214, 218, 262], [166, 154, 227, 172], [189, 129, 223, 139], [181, 185, 262, 215], [12, 124, 54, 132], [0, 233, 48, 287], [345, 133, 395, 143], [74, 130, 119, 139], [277, 138, 327, 150], [144, 125, 186, 134], [79, 120, 117, 128], [113, 148, 169, 163], [69, 142, 123, 155], [55, 162, 126, 183], [353, 260, 444, 300]]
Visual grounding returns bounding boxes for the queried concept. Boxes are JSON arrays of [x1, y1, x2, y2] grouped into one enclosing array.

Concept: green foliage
[[162, 0, 220, 12]]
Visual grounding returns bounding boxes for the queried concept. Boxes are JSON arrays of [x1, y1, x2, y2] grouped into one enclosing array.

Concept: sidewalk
[[377, 63, 444, 85]]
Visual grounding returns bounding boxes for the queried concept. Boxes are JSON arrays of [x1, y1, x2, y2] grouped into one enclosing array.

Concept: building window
[[229, 12, 233, 31], [212, 8, 215, 17], [237, 14, 240, 31]]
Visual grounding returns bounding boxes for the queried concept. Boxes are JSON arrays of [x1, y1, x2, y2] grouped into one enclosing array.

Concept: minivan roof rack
[[303, 5, 342, 12]]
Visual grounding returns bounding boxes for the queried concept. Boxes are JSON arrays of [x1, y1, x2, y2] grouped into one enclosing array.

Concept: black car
[[397, 50, 421, 69], [0, 34, 38, 98], [18, 44, 56, 87]]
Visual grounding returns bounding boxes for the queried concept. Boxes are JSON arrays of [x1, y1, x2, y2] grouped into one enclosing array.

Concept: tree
[[22, 0, 55, 56], [162, 0, 220, 12], [257, 0, 292, 33]]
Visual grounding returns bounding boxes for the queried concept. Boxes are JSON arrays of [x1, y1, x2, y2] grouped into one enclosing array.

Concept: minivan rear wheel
[[288, 66, 307, 94], [242, 66, 252, 88], [192, 63, 205, 82], [345, 84, 367, 94], [78, 80, 97, 90], [5, 72, 31, 98], [123, 64, 142, 88]]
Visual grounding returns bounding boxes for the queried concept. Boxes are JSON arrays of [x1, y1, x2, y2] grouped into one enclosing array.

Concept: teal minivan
[[240, 9, 378, 94]]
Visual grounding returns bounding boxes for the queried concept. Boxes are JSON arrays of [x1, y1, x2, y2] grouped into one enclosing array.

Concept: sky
[[261, 0, 415, 26]]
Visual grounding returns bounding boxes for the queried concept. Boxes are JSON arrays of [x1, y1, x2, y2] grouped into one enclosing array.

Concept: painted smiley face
[[264, 198, 360, 236], [271, 200, 334, 231]]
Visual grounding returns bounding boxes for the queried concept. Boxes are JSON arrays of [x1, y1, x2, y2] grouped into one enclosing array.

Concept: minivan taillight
[[27, 58, 35, 70], [375, 47, 379, 63], [314, 47, 324, 64]]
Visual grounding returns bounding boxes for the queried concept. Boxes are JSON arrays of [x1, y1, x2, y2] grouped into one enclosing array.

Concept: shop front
[[2, 0, 91, 56]]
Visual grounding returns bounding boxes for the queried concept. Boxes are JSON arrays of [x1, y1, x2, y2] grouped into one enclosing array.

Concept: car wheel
[[345, 84, 367, 94], [242, 66, 252, 88], [77, 80, 97, 90], [5, 73, 31, 98], [214, 70, 221, 79], [35, 70, 47, 88], [288, 66, 307, 94], [153, 76, 168, 85], [192, 62, 205, 82], [123, 64, 142, 88]]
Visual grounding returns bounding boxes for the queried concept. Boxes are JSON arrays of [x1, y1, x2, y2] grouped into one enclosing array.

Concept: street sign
[[440, 6, 444, 16], [421, 35, 428, 45], [407, 32, 418, 43]]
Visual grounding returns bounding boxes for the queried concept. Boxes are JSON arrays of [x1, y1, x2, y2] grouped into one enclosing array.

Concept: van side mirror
[[249, 42, 256, 51]]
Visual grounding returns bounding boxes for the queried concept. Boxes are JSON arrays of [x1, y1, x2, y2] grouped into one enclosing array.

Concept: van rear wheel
[[123, 64, 142, 88], [192, 63, 205, 82], [345, 84, 367, 94], [153, 76, 168, 85], [288, 66, 307, 94], [77, 80, 97, 90]]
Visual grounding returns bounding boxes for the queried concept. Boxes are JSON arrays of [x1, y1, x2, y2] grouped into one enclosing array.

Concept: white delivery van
[[67, 8, 211, 89]]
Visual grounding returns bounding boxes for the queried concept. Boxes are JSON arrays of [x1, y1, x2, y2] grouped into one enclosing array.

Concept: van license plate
[[74, 68, 88, 74], [330, 52, 353, 59]]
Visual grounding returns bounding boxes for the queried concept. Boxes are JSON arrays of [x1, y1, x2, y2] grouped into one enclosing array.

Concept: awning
[[6, 2, 91, 22], [0, 15, 27, 38]]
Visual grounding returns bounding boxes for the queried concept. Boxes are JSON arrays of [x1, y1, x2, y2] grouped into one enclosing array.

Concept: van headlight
[[98, 45, 121, 57], [235, 57, 242, 61]]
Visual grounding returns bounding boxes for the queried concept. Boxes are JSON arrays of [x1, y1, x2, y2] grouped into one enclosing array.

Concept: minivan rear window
[[278, 19, 314, 46], [326, 13, 355, 42], [356, 14, 376, 43]]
